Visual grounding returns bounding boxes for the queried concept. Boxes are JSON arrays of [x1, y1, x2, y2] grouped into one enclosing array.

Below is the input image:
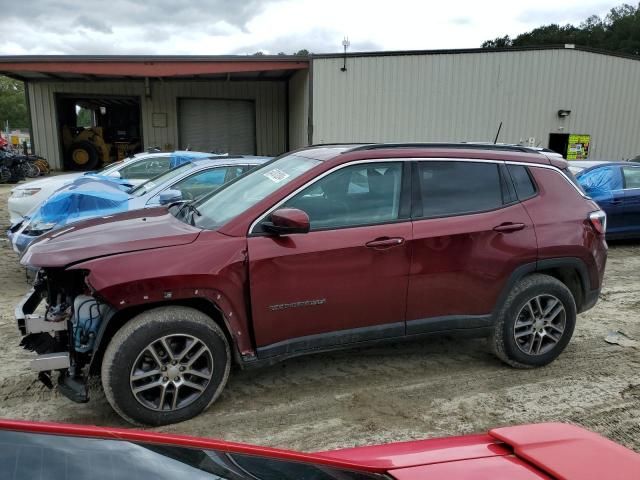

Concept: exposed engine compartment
[[18, 268, 107, 403]]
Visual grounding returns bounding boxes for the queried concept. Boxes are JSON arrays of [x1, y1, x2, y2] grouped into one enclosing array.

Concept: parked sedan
[[1, 419, 638, 479], [7, 150, 211, 224], [9, 155, 270, 253], [571, 161, 640, 239]]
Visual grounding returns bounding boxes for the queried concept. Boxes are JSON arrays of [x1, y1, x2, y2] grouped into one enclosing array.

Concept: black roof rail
[[306, 142, 374, 148], [344, 143, 534, 153]]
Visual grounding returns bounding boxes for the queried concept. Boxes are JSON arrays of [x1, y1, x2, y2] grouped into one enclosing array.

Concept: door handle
[[610, 199, 623, 205], [365, 237, 405, 249], [493, 222, 526, 233]]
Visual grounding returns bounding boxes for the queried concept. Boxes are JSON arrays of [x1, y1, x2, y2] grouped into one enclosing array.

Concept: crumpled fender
[[68, 231, 254, 356]]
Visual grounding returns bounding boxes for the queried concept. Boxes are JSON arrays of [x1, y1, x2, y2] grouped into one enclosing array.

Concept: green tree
[[481, 35, 513, 48], [0, 76, 29, 131], [482, 2, 640, 56]]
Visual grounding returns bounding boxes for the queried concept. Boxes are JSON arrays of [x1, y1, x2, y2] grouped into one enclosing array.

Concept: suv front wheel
[[492, 274, 577, 368], [101, 306, 231, 426]]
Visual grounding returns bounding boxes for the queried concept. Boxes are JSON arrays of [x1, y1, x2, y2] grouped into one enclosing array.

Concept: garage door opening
[[56, 94, 143, 171], [178, 98, 256, 155]]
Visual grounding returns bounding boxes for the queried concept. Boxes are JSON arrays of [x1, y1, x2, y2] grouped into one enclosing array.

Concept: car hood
[[23, 178, 133, 231], [21, 207, 202, 268]]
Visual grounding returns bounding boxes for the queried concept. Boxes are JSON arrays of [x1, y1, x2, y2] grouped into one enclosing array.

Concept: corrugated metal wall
[[311, 49, 640, 160], [288, 70, 309, 149], [28, 80, 287, 169]]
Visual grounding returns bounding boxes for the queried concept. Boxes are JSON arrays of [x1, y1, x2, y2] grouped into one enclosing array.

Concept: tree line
[[482, 3, 640, 55]]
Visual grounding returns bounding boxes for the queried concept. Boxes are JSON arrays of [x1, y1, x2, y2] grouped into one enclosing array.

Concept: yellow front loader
[[62, 125, 112, 170]]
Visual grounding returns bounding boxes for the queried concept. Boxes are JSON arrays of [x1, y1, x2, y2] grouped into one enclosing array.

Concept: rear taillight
[[589, 210, 607, 235]]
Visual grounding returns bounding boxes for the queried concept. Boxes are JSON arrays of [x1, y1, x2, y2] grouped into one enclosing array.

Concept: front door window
[[283, 162, 403, 230]]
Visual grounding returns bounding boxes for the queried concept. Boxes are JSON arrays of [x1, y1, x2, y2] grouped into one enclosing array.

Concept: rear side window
[[416, 161, 503, 218], [507, 165, 537, 200], [562, 167, 586, 194]]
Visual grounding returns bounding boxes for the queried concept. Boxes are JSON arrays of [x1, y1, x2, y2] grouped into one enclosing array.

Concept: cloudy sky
[[0, 0, 620, 55]]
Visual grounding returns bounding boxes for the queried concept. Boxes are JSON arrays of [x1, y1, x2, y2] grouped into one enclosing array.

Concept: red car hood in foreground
[[20, 207, 202, 268], [0, 419, 637, 480]]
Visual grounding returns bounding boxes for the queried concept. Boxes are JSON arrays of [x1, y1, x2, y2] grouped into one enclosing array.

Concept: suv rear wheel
[[101, 306, 231, 426], [492, 274, 577, 368]]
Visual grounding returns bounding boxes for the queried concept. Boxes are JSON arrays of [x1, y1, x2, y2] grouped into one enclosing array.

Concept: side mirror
[[159, 189, 182, 205], [262, 208, 310, 235]]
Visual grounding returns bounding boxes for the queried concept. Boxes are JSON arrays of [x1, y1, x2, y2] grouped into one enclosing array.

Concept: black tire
[[101, 306, 231, 426], [491, 273, 576, 368], [22, 162, 40, 178], [67, 140, 99, 170], [0, 166, 11, 182]]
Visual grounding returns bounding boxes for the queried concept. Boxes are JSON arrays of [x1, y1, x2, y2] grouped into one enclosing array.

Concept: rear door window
[[415, 161, 503, 218], [622, 166, 640, 189]]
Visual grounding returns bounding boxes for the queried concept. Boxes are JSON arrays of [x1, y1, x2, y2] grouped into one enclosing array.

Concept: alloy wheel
[[130, 334, 213, 411], [513, 294, 566, 356]]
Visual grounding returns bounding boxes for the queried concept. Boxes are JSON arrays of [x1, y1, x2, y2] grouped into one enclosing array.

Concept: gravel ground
[[0, 181, 638, 452]]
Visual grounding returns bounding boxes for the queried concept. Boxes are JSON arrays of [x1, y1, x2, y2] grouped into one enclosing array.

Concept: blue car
[[570, 161, 640, 240], [10, 155, 271, 254]]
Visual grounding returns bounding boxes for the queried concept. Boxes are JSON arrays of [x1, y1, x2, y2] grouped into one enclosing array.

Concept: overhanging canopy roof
[[0, 55, 309, 81]]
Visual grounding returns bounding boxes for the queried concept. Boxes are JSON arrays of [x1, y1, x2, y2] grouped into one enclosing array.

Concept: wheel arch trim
[[494, 257, 592, 317], [88, 291, 251, 374]]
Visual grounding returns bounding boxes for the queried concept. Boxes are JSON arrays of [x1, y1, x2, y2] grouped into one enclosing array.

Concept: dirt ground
[[0, 181, 638, 453]]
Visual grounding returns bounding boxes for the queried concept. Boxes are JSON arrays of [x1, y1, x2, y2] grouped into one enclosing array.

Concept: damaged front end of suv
[[14, 206, 203, 406], [17, 267, 111, 403]]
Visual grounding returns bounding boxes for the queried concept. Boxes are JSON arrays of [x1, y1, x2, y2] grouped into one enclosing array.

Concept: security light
[[557, 109, 572, 118]]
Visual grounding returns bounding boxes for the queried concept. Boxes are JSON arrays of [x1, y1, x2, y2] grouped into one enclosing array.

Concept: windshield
[[191, 154, 321, 230], [130, 162, 197, 197], [85, 161, 123, 176], [0, 430, 384, 480]]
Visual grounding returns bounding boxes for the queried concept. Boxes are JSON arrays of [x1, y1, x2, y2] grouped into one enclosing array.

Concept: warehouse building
[[1, 44, 639, 170]]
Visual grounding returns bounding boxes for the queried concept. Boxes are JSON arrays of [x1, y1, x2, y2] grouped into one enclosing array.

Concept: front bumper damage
[[16, 287, 90, 403]]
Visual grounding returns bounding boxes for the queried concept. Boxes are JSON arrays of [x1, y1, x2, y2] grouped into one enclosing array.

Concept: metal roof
[[0, 55, 309, 81], [1, 45, 638, 82], [312, 44, 640, 62]]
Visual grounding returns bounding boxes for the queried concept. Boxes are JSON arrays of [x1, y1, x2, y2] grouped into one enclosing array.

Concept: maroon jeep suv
[[17, 144, 607, 425]]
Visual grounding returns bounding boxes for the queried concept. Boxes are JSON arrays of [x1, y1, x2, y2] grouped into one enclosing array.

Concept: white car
[[7, 151, 196, 224]]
